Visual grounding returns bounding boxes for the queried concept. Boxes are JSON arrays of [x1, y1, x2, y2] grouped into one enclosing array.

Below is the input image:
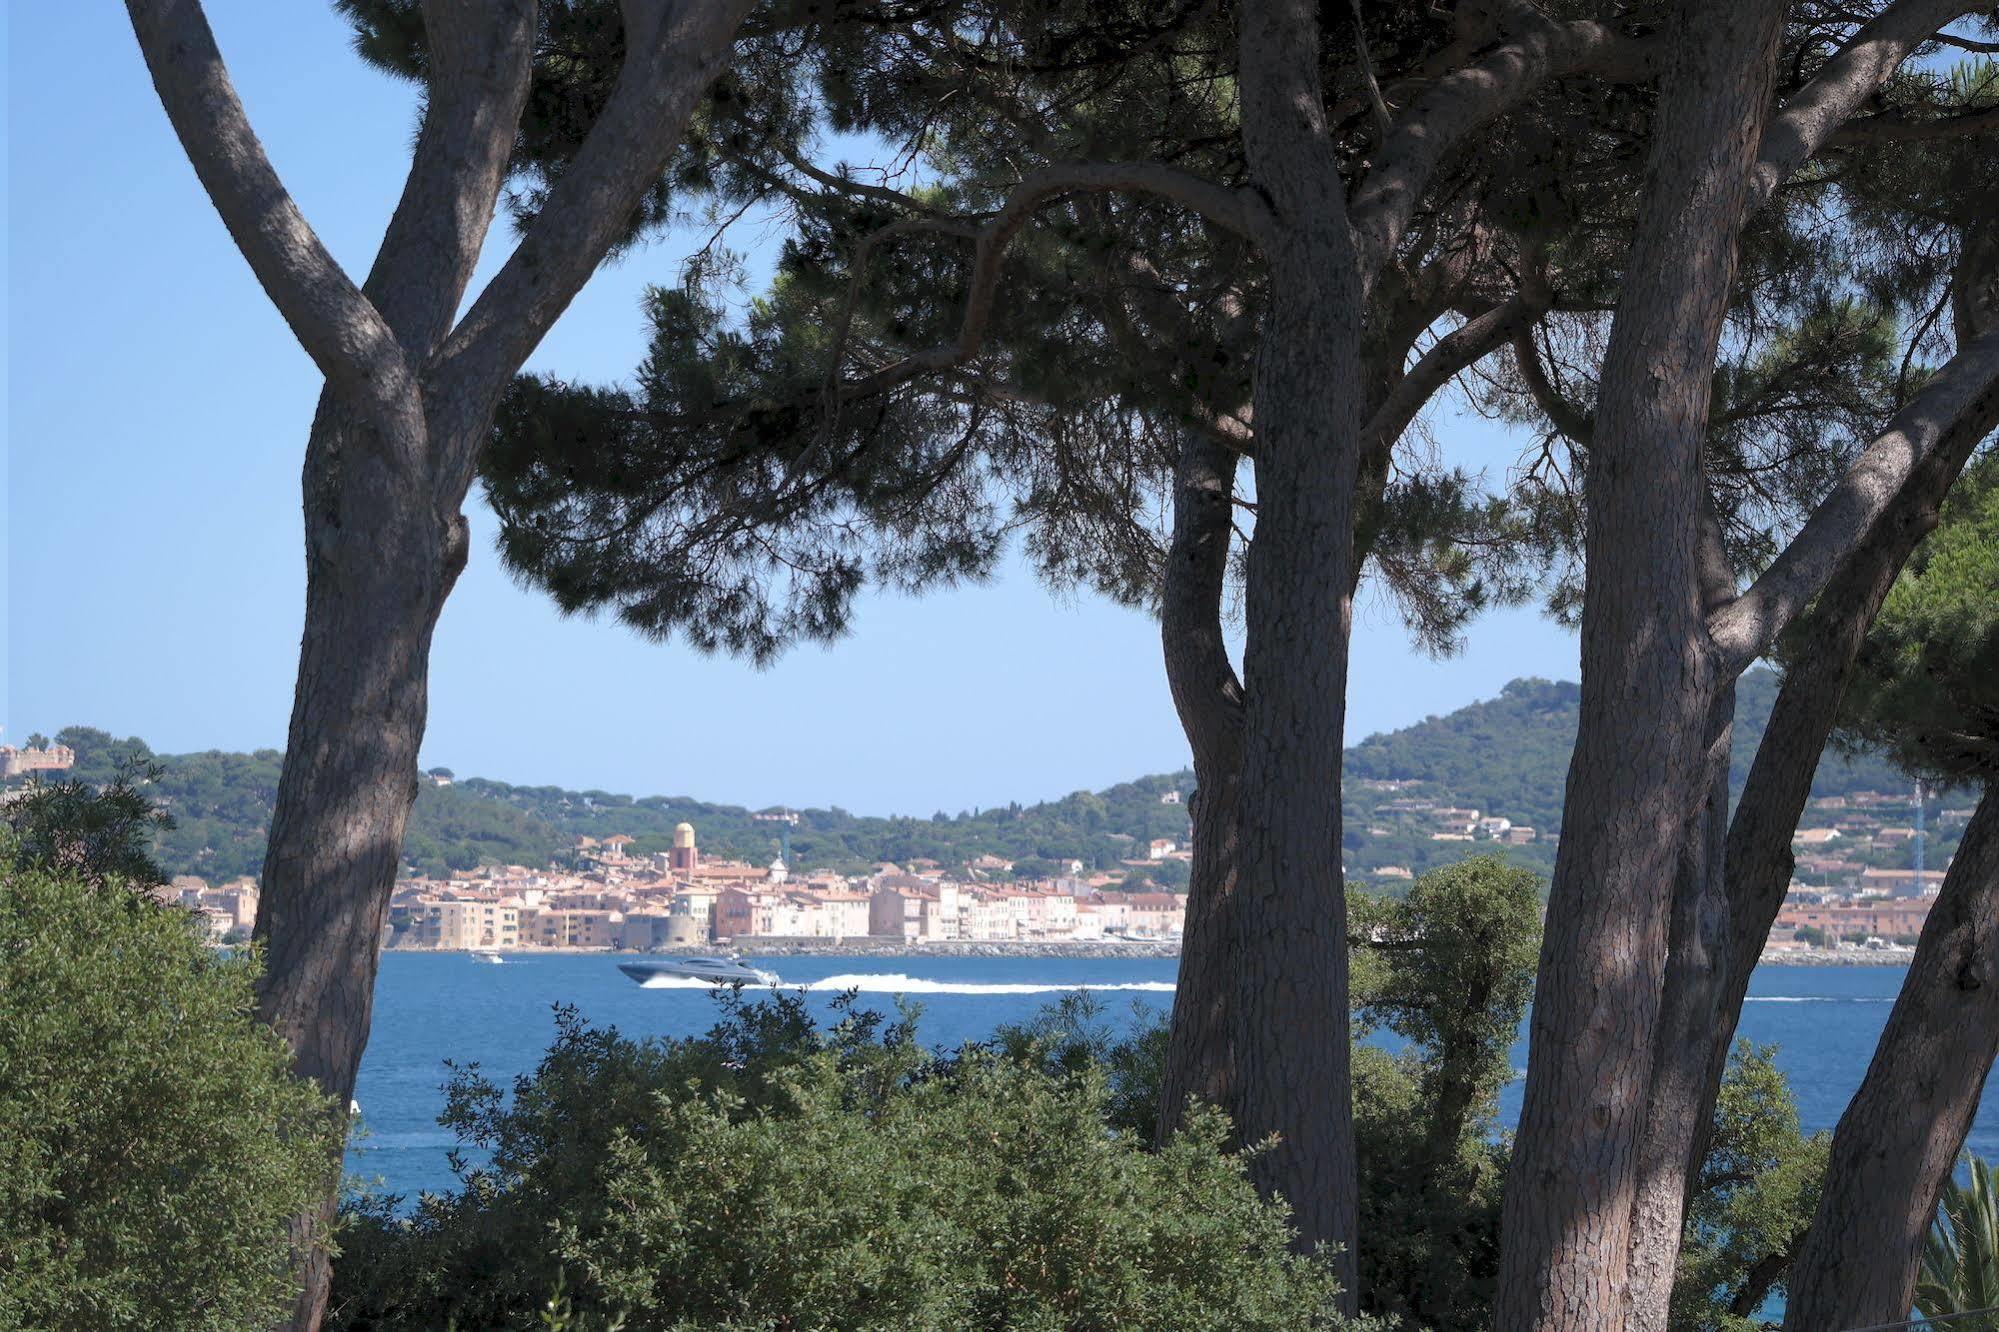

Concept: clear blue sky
[[4, 3, 1579, 815]]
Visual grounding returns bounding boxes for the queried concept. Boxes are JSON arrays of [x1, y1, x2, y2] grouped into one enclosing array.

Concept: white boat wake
[[637, 970, 1175, 995]]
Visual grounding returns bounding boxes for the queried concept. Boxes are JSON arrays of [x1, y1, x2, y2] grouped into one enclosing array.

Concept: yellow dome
[[673, 822, 696, 849]]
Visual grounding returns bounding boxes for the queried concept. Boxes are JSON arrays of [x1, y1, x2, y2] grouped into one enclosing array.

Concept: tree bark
[[1158, 431, 1247, 1134], [1623, 514, 1739, 1332], [254, 404, 466, 1328], [1622, 686, 1734, 1332], [125, 4, 758, 1326], [1783, 784, 1999, 1331], [1496, 4, 1788, 1327], [1623, 223, 1999, 1330], [1231, 0, 1366, 1298]]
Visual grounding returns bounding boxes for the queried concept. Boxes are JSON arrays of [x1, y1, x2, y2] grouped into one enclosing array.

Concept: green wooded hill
[[1340, 670, 1927, 880], [27, 669, 1929, 884]]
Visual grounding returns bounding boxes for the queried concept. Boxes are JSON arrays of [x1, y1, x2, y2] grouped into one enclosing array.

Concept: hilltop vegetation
[[25, 669, 1933, 884], [33, 726, 1197, 881]]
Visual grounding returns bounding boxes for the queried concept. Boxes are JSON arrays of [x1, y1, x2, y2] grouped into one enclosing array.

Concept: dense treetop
[[1837, 450, 1999, 785]]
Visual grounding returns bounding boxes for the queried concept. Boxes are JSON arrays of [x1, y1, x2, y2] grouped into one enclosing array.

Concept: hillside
[[1339, 671, 1930, 880], [1343, 671, 1912, 839], [35, 726, 1197, 882], [25, 669, 1943, 885]]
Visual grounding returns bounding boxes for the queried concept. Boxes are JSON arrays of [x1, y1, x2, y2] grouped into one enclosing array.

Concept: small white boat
[[469, 948, 506, 965], [619, 955, 778, 986]]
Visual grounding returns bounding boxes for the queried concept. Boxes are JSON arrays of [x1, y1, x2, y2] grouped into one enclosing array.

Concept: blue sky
[[4, 3, 1579, 815]]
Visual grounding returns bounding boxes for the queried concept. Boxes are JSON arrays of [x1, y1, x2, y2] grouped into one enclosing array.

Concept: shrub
[[1668, 1043, 1829, 1332], [0, 867, 339, 1331], [329, 992, 1350, 1331]]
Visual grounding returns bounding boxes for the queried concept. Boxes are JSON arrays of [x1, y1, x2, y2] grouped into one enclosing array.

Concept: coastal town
[[149, 794, 1967, 961], [162, 819, 1195, 951], [4, 738, 1963, 957]]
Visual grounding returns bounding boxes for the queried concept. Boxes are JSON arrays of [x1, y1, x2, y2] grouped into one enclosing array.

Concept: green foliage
[[3, 755, 174, 889], [327, 993, 1350, 1331], [1840, 450, 1999, 784], [1348, 857, 1543, 1330], [0, 867, 340, 1331], [329, 854, 1821, 1332], [988, 992, 1172, 1143], [29, 727, 282, 883], [1919, 1156, 1999, 1332], [1669, 1044, 1830, 1332]]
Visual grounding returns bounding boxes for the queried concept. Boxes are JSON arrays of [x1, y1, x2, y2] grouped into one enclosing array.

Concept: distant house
[[1792, 828, 1842, 847], [1429, 807, 1481, 835], [1159, 790, 1182, 805], [1859, 867, 1947, 898]]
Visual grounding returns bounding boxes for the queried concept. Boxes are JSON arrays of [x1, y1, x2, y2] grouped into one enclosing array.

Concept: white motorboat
[[619, 955, 778, 986], [469, 948, 506, 965]]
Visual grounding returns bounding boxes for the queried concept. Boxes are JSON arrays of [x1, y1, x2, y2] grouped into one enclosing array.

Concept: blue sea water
[[348, 954, 1998, 1201]]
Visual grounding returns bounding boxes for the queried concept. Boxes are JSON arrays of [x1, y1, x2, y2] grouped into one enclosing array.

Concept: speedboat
[[469, 948, 506, 965], [619, 955, 779, 987]]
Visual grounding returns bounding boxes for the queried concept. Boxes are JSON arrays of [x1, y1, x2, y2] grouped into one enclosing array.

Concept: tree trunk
[[1783, 784, 1999, 1330], [252, 400, 466, 1329], [1155, 293, 1434, 1140], [1623, 684, 1734, 1332], [1625, 514, 1739, 1332], [1496, 4, 1787, 1327], [1622, 227, 1999, 1330], [1232, 0, 1366, 1297], [1158, 432, 1247, 1135]]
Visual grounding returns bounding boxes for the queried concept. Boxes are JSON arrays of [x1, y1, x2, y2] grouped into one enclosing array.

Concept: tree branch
[[823, 162, 1267, 406], [363, 0, 537, 359], [1361, 293, 1537, 454], [1832, 102, 1999, 144], [124, 0, 409, 407], [1708, 323, 1999, 669], [1748, 0, 1984, 208], [429, 0, 759, 467], [1348, 13, 1657, 279], [1511, 324, 1595, 444]]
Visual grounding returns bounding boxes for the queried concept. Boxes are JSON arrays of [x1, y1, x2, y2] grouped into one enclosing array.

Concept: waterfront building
[[0, 742, 76, 778], [408, 900, 522, 950]]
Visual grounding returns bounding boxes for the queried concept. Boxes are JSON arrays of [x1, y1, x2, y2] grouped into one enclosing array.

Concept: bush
[[1668, 1043, 1829, 1332], [0, 867, 339, 1331], [329, 992, 1351, 1331]]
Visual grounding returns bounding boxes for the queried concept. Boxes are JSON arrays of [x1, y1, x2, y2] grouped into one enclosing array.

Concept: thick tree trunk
[[1783, 785, 1999, 1330], [1624, 516, 1739, 1332], [124, 8, 753, 1329], [252, 402, 467, 1329], [1623, 685, 1733, 1332], [1156, 283, 1443, 1140], [1496, 5, 1787, 1327], [1622, 230, 1999, 1329], [1231, 0, 1366, 1296], [1158, 432, 1247, 1135]]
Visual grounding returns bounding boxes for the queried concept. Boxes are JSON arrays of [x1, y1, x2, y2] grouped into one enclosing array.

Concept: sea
[[348, 953, 1998, 1201]]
